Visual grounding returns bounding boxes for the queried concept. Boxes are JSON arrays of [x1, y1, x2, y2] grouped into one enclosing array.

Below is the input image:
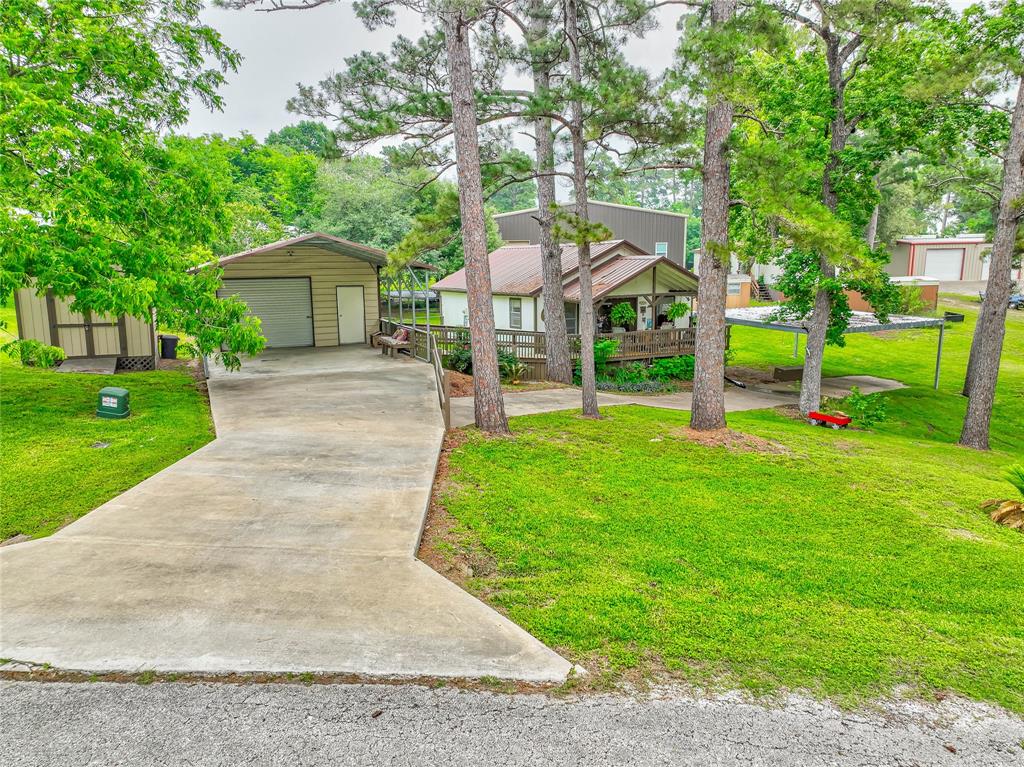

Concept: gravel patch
[[3, 681, 1022, 766]]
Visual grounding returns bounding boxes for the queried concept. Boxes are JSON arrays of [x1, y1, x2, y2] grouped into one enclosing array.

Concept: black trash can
[[159, 334, 179, 360]]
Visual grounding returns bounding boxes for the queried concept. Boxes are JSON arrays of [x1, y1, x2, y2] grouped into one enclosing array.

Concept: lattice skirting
[[116, 356, 155, 372]]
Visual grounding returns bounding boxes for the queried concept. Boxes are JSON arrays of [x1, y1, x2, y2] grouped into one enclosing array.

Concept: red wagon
[[807, 411, 851, 429]]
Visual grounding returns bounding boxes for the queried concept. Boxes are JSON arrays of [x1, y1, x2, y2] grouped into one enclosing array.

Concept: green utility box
[[96, 386, 130, 419]]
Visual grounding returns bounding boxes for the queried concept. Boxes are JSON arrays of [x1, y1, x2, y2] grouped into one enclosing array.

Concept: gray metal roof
[[724, 305, 945, 334]]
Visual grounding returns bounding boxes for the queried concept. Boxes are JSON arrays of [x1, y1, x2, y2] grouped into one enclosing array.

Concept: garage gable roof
[[215, 232, 434, 271]]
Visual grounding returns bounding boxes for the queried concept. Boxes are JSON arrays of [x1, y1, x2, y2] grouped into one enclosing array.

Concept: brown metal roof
[[563, 256, 698, 301], [432, 240, 644, 295]]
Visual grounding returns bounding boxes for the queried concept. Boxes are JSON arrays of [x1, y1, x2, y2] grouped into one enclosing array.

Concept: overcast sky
[[183, 3, 687, 139]]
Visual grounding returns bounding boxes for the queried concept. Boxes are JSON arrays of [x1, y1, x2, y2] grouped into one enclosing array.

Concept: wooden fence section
[[380, 320, 710, 382]]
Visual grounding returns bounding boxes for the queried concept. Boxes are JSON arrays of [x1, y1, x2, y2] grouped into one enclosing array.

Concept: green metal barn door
[[220, 278, 314, 348]]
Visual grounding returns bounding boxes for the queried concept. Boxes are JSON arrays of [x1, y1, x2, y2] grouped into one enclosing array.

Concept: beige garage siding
[[219, 245, 379, 347], [14, 288, 154, 358]]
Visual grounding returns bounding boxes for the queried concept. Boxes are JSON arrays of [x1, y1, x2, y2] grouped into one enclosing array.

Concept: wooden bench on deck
[[377, 327, 411, 357]]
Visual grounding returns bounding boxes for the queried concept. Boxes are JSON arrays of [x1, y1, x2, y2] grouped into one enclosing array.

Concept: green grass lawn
[[1, 301, 214, 540], [437, 303, 1024, 711]]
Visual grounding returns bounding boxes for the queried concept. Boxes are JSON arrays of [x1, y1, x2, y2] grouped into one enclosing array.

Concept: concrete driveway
[[0, 347, 570, 681]]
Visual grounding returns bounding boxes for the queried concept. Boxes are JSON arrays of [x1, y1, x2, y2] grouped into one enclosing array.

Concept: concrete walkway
[[0, 347, 570, 681], [450, 375, 902, 428]]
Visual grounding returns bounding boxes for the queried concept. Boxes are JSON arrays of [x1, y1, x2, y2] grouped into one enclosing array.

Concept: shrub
[[896, 285, 927, 315], [980, 464, 1024, 532], [445, 344, 473, 374], [575, 338, 620, 384], [2, 339, 66, 368], [649, 355, 695, 381], [843, 386, 888, 427], [613, 362, 649, 385], [596, 379, 674, 393], [498, 351, 526, 383]]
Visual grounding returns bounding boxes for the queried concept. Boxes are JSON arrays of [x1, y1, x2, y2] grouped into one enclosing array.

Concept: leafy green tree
[[726, 0, 992, 413], [165, 133, 319, 256], [1, 0, 264, 367], [301, 155, 433, 250], [266, 120, 339, 157]]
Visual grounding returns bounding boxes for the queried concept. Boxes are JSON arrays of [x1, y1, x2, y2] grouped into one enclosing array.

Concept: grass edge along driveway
[[1, 302, 214, 540], [431, 303, 1024, 713]]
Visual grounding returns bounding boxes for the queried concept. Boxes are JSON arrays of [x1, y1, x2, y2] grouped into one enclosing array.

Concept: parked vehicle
[[978, 291, 1024, 309]]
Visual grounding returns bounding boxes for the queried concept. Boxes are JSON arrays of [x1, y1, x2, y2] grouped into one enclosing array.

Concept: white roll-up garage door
[[922, 248, 964, 280], [220, 278, 314, 348]]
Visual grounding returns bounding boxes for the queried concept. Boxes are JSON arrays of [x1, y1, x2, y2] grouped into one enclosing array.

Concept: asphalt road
[[3, 681, 1023, 766]]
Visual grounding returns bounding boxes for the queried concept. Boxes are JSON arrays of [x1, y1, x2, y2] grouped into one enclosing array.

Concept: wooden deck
[[381, 321, 705, 381]]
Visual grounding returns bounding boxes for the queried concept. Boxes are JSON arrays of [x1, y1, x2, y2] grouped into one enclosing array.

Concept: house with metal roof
[[494, 201, 690, 270], [432, 240, 698, 335]]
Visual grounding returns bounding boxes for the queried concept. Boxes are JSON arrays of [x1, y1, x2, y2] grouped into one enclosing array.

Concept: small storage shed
[[13, 288, 157, 370], [214, 232, 392, 348]]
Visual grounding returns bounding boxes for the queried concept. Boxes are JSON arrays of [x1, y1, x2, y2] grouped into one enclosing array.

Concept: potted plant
[[666, 301, 691, 328], [609, 301, 637, 333]]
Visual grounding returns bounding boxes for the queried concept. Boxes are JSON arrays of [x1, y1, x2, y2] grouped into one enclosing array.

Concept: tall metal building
[[494, 200, 690, 269]]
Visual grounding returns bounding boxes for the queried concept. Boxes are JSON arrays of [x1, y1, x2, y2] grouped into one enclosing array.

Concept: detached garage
[[216, 233, 389, 348]]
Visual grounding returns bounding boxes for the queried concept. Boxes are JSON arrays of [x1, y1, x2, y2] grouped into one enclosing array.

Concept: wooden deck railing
[[429, 335, 451, 429], [380, 319, 708, 382]]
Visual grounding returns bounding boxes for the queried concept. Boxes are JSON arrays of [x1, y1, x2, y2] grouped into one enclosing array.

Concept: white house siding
[[439, 291, 470, 327], [438, 291, 536, 331]]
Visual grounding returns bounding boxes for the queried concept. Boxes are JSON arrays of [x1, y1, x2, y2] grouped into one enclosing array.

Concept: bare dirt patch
[[726, 366, 780, 386], [671, 427, 791, 455], [418, 431, 498, 589]]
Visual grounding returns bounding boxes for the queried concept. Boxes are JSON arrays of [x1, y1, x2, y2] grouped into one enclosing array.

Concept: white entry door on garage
[[922, 248, 965, 280], [336, 286, 366, 344], [220, 278, 314, 348]]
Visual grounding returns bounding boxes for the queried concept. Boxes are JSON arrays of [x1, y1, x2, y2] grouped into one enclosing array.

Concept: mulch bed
[[447, 371, 571, 398]]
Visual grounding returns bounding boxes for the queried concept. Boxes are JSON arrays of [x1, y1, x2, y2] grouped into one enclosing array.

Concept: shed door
[[336, 286, 366, 344], [220, 278, 314, 348], [923, 248, 964, 280]]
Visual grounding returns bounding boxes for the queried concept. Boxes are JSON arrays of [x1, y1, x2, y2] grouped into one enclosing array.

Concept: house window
[[655, 242, 669, 257], [727, 282, 742, 295], [462, 310, 469, 326], [509, 297, 522, 329], [564, 302, 578, 334]]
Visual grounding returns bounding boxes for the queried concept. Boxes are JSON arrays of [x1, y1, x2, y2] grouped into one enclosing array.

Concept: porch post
[[933, 322, 944, 390], [399, 270, 405, 326]]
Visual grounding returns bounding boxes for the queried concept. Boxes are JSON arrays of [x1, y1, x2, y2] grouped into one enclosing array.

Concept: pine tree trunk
[[689, 0, 735, 431], [866, 201, 879, 249], [963, 312, 984, 396], [960, 75, 1024, 450], [799, 34, 846, 415], [564, 0, 599, 417], [442, 9, 509, 434], [529, 7, 572, 383]]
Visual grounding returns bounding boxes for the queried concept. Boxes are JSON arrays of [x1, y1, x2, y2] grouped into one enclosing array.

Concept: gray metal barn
[[494, 200, 690, 269]]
